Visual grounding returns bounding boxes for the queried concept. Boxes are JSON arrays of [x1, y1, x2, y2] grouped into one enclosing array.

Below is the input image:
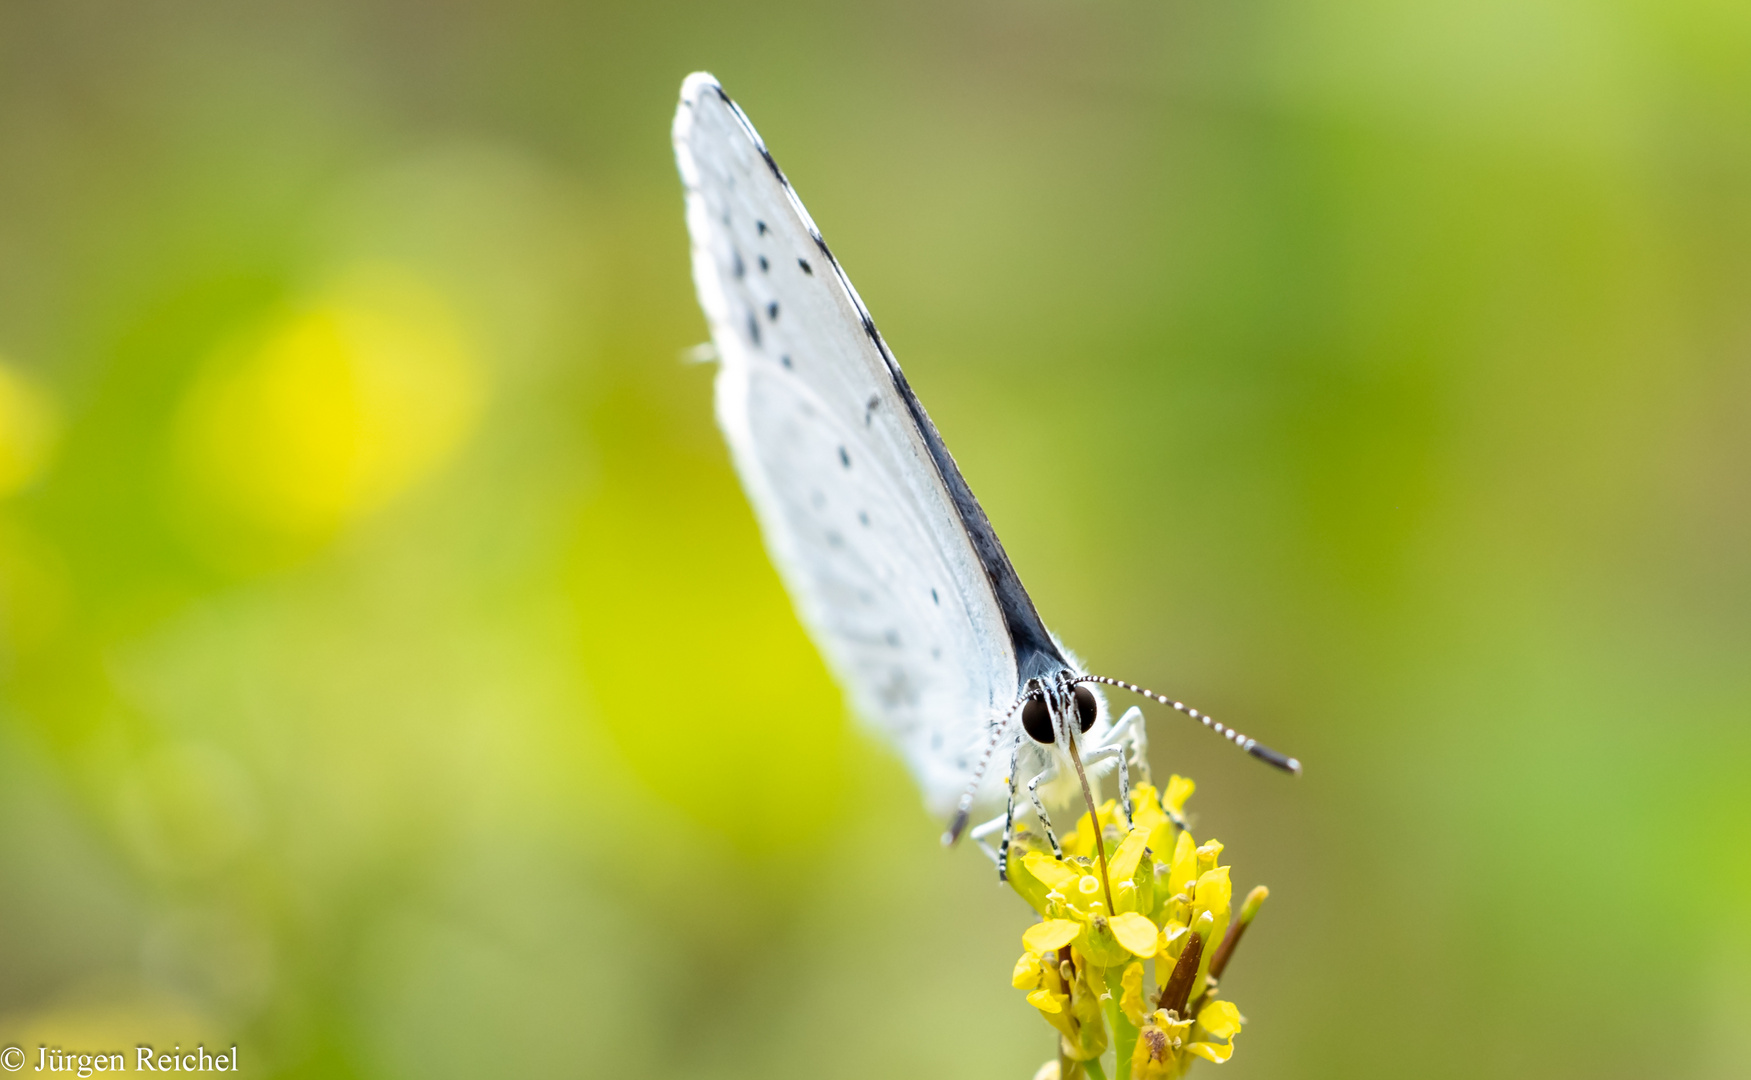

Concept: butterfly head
[[1020, 679, 1099, 747], [1018, 674, 1118, 910]]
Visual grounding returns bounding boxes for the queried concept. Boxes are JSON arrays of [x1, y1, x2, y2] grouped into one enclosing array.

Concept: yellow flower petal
[[1130, 781, 1176, 857], [1195, 999, 1243, 1040], [1109, 912, 1160, 958], [1168, 830, 1199, 897], [1109, 826, 1150, 881], [1023, 919, 1084, 955], [1186, 1039, 1235, 1064], [1163, 774, 1195, 816], [1013, 953, 1042, 989], [1130, 783, 1166, 829], [1151, 1008, 1191, 1038], [1120, 960, 1149, 1026], [1024, 850, 1081, 894], [1190, 868, 1233, 998], [1026, 986, 1065, 1014], [1145, 827, 1174, 868], [1194, 866, 1232, 921], [1041, 997, 1080, 1044], [1197, 839, 1224, 873]]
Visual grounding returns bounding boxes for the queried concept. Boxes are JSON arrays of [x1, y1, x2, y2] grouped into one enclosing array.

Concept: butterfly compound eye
[[1074, 685, 1098, 733], [1021, 696, 1054, 744]]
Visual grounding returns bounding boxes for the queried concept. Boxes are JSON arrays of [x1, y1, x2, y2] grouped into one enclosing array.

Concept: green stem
[[1083, 1056, 1109, 1080], [1103, 966, 1139, 1080]]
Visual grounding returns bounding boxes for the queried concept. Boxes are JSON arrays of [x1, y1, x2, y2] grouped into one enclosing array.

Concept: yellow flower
[[1012, 890, 1109, 1061], [1161, 776, 1195, 820], [1128, 782, 1172, 861], [1006, 772, 1268, 1079], [1063, 798, 1126, 860], [1015, 835, 1159, 971], [1131, 1009, 1193, 1080], [1131, 1001, 1244, 1079], [1185, 1000, 1243, 1063]]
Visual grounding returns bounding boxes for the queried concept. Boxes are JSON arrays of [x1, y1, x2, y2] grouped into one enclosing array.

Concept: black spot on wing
[[732, 250, 745, 278], [767, 301, 779, 320], [864, 394, 879, 425], [798, 258, 813, 275], [858, 510, 869, 526], [746, 310, 761, 346], [756, 220, 768, 235], [931, 588, 939, 605], [758, 255, 769, 272], [780, 354, 793, 369], [838, 446, 850, 469]]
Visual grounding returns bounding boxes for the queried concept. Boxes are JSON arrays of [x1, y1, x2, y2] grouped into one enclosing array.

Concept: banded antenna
[[940, 695, 1030, 846], [1074, 675, 1301, 774]]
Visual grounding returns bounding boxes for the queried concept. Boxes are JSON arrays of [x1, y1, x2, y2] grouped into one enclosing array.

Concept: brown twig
[[1155, 931, 1203, 1016]]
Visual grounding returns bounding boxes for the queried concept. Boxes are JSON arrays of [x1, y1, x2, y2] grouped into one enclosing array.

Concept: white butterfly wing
[[674, 72, 1017, 810]]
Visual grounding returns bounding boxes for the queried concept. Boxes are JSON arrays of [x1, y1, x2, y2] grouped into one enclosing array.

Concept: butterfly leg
[[996, 739, 1024, 880], [1026, 762, 1064, 858], [1100, 706, 1191, 831], [1110, 705, 1152, 787], [969, 813, 1007, 865], [1081, 744, 1132, 826], [968, 740, 1025, 879]]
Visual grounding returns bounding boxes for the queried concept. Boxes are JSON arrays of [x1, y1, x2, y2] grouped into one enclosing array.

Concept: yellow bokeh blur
[[0, 996, 237, 1076], [0, 359, 57, 498], [174, 265, 483, 546]]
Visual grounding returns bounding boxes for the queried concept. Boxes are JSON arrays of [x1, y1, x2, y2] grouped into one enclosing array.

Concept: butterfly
[[672, 72, 1297, 883]]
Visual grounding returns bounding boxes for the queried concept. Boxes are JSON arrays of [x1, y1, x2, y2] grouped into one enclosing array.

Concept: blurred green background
[[1, 1, 1748, 1077]]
